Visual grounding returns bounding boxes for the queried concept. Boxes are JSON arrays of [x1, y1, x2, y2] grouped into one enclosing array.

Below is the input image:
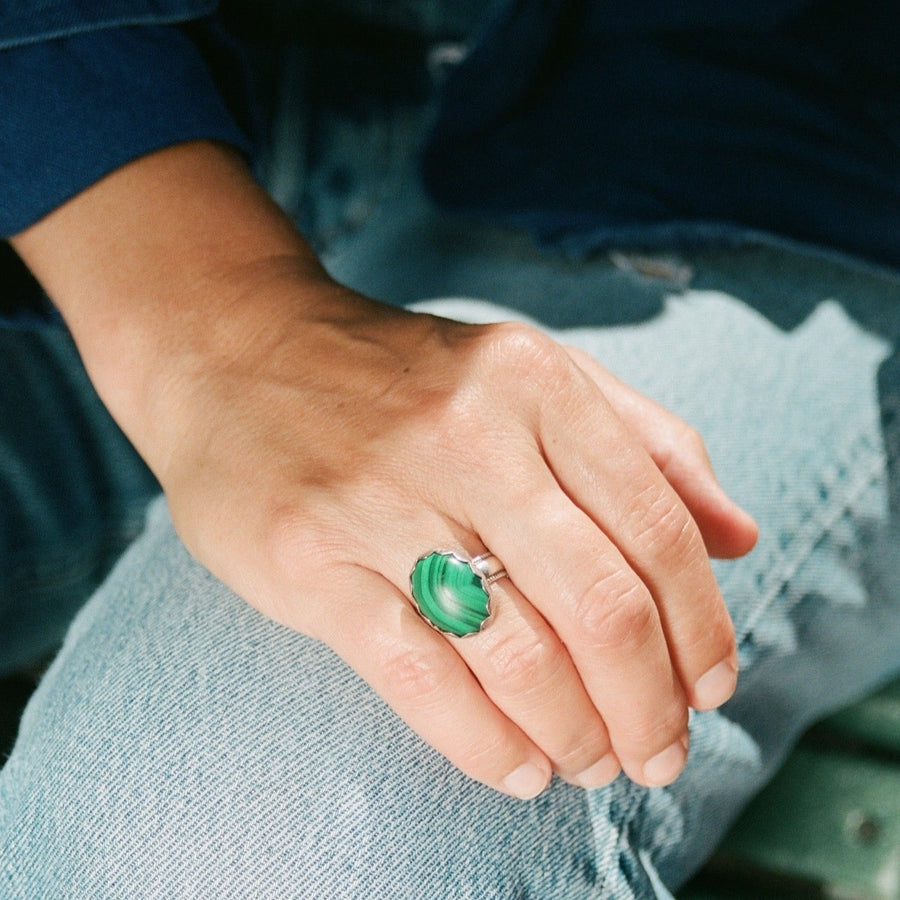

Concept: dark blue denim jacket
[[0, 0, 814, 49], [3, 0, 899, 271], [0, 0, 243, 236], [0, 0, 215, 48], [0, 0, 467, 237], [423, 0, 900, 269]]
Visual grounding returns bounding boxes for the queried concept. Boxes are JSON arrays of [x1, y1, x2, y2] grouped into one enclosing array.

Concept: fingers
[[445, 329, 740, 784], [370, 479, 701, 789], [475, 472, 696, 786], [451, 575, 622, 788], [367, 528, 622, 791], [321, 568, 554, 800], [564, 346, 758, 559], [534, 395, 741, 716]]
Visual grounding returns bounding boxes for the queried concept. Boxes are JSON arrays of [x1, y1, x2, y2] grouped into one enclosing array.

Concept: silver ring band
[[470, 552, 508, 585]]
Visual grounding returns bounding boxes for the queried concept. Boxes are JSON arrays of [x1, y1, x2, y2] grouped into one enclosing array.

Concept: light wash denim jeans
[[4, 22, 900, 899], [3, 207, 900, 898]]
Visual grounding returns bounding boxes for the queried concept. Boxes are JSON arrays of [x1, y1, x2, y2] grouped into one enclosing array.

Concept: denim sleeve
[[0, 0, 218, 49], [0, 22, 252, 237]]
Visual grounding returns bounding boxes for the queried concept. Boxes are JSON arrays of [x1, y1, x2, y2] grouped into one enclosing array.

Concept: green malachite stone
[[410, 551, 492, 637]]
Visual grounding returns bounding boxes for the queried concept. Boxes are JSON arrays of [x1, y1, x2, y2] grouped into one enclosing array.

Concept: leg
[[1, 498, 654, 899], [3, 237, 899, 897]]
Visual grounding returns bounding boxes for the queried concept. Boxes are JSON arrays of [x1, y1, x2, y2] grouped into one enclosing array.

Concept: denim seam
[[0, 2, 217, 51], [736, 415, 886, 647]]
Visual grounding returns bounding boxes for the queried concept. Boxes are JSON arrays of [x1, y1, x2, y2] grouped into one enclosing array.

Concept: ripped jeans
[[3, 178, 900, 896]]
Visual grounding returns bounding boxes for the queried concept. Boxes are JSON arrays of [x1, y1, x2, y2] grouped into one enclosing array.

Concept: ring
[[410, 550, 508, 637]]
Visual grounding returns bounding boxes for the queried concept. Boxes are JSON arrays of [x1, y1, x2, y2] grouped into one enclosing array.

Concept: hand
[[13, 142, 757, 799], [160, 288, 756, 796]]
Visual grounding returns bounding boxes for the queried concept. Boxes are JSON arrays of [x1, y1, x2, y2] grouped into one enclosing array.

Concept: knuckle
[[651, 706, 690, 747], [629, 486, 701, 561], [679, 422, 708, 458], [658, 420, 707, 465], [261, 501, 329, 582], [462, 734, 534, 787], [260, 502, 308, 578], [609, 689, 689, 750], [572, 572, 658, 651], [479, 321, 570, 385], [482, 630, 562, 696], [626, 708, 689, 752], [684, 607, 736, 660], [553, 736, 612, 774], [380, 644, 456, 708]]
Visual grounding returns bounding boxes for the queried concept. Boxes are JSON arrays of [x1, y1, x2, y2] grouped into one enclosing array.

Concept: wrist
[[9, 140, 336, 471]]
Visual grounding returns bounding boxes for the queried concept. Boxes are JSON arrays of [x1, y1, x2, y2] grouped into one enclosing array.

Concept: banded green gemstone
[[410, 551, 491, 637]]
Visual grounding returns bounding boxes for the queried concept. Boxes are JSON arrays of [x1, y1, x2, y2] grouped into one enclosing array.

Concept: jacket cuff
[[0, 22, 252, 237]]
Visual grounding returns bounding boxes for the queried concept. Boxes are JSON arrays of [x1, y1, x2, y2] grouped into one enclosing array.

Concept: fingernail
[[694, 659, 738, 710], [503, 762, 550, 800], [643, 740, 688, 787], [573, 753, 621, 789]]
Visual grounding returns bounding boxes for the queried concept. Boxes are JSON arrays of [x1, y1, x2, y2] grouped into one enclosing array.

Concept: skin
[[11, 140, 758, 799]]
